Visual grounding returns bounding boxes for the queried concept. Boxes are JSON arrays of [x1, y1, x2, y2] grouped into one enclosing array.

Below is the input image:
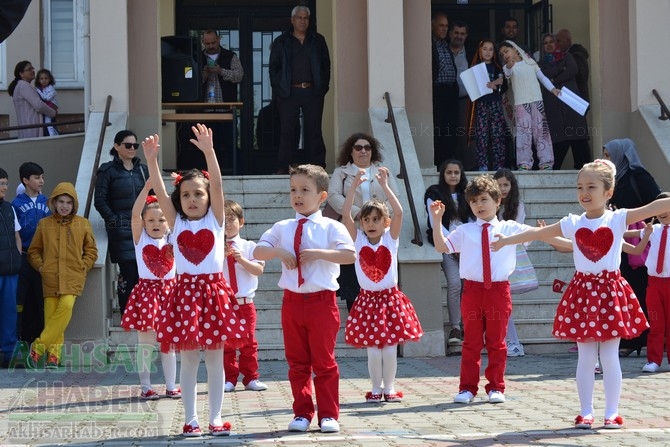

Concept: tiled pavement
[[1, 352, 669, 446]]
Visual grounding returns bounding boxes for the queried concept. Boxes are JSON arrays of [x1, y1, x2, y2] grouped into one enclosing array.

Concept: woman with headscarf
[[604, 138, 661, 357], [538, 34, 592, 170]]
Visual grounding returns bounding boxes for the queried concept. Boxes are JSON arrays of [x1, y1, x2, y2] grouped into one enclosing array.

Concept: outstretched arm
[[190, 124, 224, 226], [341, 170, 365, 241], [626, 197, 670, 225], [131, 180, 153, 244], [143, 134, 177, 227], [491, 221, 563, 251], [378, 167, 403, 240], [429, 201, 451, 254]]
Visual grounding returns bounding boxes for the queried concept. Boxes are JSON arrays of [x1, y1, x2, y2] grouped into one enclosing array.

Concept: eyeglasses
[[353, 144, 372, 152], [121, 142, 140, 149]]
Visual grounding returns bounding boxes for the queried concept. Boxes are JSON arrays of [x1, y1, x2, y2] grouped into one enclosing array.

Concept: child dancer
[[469, 39, 508, 171], [494, 168, 537, 357], [121, 180, 180, 400], [491, 159, 670, 429], [145, 125, 246, 437], [498, 40, 560, 170], [254, 165, 355, 434], [222, 199, 267, 392], [424, 160, 472, 343], [342, 168, 423, 403], [35, 69, 58, 136]]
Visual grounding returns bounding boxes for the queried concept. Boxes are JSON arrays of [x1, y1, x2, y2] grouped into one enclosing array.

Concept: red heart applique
[[575, 227, 613, 263], [359, 245, 392, 283], [142, 244, 174, 278], [177, 229, 215, 265]]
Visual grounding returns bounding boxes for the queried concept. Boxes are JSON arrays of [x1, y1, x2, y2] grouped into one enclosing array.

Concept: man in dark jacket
[[269, 5, 330, 174], [555, 29, 590, 101]]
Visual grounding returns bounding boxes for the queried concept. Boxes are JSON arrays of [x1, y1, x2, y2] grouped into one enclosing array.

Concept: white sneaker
[[642, 362, 660, 373], [507, 342, 525, 357], [320, 417, 340, 433], [245, 379, 268, 391], [488, 390, 505, 404], [287, 416, 310, 432], [453, 390, 474, 404], [224, 382, 235, 392]]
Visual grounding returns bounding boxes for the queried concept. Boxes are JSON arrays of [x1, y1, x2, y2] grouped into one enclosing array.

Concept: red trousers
[[646, 276, 670, 366], [282, 290, 340, 422], [224, 302, 259, 385], [459, 280, 512, 396]]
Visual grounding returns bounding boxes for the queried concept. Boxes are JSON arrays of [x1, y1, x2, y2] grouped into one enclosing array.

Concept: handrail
[[383, 92, 423, 246], [84, 95, 113, 218], [652, 89, 670, 121], [0, 119, 86, 133]]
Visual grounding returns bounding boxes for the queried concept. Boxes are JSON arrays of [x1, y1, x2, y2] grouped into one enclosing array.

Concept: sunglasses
[[120, 142, 140, 149], [353, 144, 372, 152]]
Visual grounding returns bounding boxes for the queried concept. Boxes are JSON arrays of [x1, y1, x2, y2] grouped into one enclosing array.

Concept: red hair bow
[[171, 172, 183, 186], [202, 170, 210, 179], [145, 195, 158, 205]]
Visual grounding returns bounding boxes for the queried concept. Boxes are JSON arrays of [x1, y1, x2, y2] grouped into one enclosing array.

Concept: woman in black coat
[[604, 138, 661, 357], [94, 130, 149, 313]]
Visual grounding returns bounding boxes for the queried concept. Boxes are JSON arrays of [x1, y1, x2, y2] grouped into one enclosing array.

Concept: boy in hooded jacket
[[27, 182, 97, 368]]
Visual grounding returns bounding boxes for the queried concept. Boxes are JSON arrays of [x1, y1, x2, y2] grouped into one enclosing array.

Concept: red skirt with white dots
[[121, 278, 176, 332], [345, 286, 423, 348], [553, 270, 649, 342], [156, 272, 250, 352]]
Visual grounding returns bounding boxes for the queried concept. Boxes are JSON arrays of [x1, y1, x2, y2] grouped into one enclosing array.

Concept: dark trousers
[[553, 139, 592, 170], [276, 88, 326, 171], [432, 84, 459, 167], [117, 260, 139, 314], [18, 254, 43, 343]]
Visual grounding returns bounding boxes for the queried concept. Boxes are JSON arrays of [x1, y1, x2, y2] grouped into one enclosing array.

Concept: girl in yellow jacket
[[27, 182, 98, 368]]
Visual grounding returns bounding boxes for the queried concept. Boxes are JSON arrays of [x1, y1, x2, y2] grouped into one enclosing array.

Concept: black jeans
[[116, 260, 139, 314]]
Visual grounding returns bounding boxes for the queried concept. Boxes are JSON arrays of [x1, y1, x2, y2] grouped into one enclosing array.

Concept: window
[[43, 0, 86, 87]]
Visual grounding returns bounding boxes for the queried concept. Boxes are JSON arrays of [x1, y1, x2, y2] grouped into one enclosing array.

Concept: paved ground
[[1, 351, 669, 446]]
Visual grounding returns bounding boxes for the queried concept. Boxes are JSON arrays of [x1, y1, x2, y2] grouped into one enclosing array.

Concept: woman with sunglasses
[[95, 130, 150, 314], [8, 61, 57, 139], [326, 132, 400, 312]]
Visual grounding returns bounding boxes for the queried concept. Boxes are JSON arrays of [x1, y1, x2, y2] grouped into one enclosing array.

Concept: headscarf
[[505, 40, 538, 68], [603, 138, 646, 182], [541, 33, 565, 64]]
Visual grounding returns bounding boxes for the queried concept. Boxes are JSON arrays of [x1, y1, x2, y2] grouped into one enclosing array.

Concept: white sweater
[[503, 60, 555, 105]]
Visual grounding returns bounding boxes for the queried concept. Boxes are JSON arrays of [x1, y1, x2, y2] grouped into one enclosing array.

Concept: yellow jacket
[[28, 182, 98, 297]]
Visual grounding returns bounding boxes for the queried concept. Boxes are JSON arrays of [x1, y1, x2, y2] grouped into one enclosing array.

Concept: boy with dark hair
[[12, 162, 50, 343], [0, 168, 22, 368], [254, 164, 355, 433]]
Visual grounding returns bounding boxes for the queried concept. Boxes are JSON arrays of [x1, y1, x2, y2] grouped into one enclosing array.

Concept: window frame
[[43, 0, 86, 88]]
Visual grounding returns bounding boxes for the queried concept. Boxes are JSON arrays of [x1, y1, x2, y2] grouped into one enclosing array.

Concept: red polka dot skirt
[[121, 278, 176, 332], [553, 270, 649, 342], [345, 286, 423, 348], [156, 272, 250, 352]]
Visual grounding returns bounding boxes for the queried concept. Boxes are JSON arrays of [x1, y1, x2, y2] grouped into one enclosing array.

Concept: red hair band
[[145, 195, 158, 205]]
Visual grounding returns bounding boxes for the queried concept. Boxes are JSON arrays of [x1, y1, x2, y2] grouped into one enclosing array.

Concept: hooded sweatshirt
[[28, 182, 98, 297]]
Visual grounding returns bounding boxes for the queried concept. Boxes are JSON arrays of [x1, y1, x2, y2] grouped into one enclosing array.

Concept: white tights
[[136, 330, 177, 392], [367, 345, 398, 394], [576, 339, 621, 420], [180, 349, 225, 427]]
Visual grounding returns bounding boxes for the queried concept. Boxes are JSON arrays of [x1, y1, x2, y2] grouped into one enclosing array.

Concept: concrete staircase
[[421, 169, 582, 355]]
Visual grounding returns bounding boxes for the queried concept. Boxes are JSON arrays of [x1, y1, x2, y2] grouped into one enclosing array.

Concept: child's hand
[[552, 88, 561, 97], [490, 234, 506, 251], [142, 134, 160, 160], [277, 248, 298, 270], [429, 200, 445, 220], [189, 123, 215, 154], [506, 60, 515, 69], [537, 219, 546, 227], [376, 167, 390, 188], [299, 249, 321, 265]]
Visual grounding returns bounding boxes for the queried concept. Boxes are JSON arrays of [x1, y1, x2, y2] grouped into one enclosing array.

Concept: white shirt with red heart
[[136, 231, 176, 280], [354, 228, 398, 291], [173, 208, 225, 274]]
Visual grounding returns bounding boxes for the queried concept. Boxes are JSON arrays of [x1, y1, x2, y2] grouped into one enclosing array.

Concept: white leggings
[[136, 330, 177, 393], [367, 345, 398, 394], [180, 349, 225, 427], [576, 339, 621, 420]]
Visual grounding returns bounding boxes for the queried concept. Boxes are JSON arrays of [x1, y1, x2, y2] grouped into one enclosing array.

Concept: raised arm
[[626, 197, 670, 226], [190, 123, 224, 226], [378, 167, 403, 240], [429, 201, 451, 254], [341, 170, 365, 241], [143, 134, 177, 227], [131, 180, 153, 244]]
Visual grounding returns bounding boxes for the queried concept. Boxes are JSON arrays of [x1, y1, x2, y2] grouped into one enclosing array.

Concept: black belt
[[292, 82, 313, 88]]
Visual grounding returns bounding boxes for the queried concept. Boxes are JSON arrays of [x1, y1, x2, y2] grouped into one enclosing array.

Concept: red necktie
[[482, 223, 492, 289], [294, 218, 308, 286], [226, 240, 238, 295], [656, 225, 668, 274]]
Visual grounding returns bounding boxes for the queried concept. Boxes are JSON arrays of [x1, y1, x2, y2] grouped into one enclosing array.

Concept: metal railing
[[383, 92, 423, 246], [84, 95, 113, 218], [0, 119, 86, 134], [652, 89, 670, 121]]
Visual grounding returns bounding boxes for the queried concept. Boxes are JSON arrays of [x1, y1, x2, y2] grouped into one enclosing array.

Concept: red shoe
[[365, 392, 382, 403], [208, 422, 231, 436], [27, 348, 42, 369], [383, 391, 403, 402], [574, 415, 594, 429], [45, 354, 59, 369], [140, 389, 160, 400], [604, 415, 624, 429], [182, 424, 202, 437], [166, 388, 182, 399]]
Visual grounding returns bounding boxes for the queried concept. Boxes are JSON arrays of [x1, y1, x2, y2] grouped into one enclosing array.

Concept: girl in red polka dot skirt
[[341, 168, 423, 403], [121, 180, 180, 401], [492, 159, 670, 430], [144, 125, 247, 438]]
